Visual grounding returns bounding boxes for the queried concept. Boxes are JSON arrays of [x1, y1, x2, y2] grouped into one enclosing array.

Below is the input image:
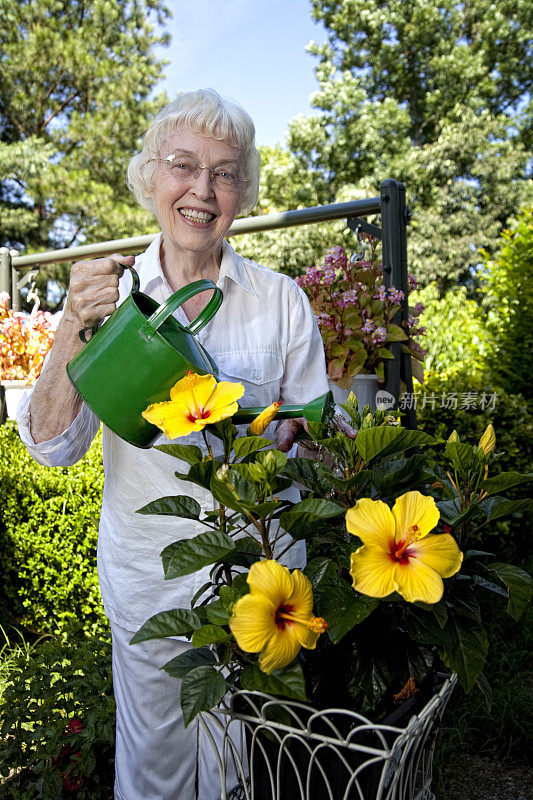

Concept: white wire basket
[[199, 674, 456, 800]]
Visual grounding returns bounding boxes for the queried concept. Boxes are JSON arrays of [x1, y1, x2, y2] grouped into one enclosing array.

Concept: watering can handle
[[79, 267, 222, 343], [78, 263, 141, 343], [141, 279, 223, 340]]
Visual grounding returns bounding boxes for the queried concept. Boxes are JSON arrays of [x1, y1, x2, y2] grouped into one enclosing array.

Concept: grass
[[0, 625, 44, 704], [433, 601, 532, 798]]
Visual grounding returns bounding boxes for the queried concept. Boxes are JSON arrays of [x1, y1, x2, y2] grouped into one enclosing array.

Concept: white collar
[[138, 234, 258, 297]]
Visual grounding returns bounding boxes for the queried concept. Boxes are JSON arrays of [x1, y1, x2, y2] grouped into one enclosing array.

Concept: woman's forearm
[[29, 315, 86, 442]]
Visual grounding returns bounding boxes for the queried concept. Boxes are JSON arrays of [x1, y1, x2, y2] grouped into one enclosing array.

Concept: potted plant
[[294, 241, 426, 410], [131, 374, 532, 799], [0, 291, 55, 418]]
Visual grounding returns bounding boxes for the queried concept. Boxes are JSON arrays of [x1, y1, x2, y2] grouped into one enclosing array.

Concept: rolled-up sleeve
[[281, 287, 328, 404], [16, 386, 100, 467]]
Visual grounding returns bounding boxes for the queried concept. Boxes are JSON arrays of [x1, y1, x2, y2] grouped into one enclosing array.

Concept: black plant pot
[[226, 675, 454, 800]]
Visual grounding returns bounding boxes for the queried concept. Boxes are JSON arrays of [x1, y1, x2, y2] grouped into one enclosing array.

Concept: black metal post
[[380, 179, 416, 428]]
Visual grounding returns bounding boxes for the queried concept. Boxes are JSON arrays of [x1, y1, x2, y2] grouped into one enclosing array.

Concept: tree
[[251, 0, 532, 287], [0, 0, 170, 307]]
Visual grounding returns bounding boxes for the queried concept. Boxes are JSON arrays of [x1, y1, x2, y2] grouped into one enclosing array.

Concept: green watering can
[[67, 265, 334, 448]]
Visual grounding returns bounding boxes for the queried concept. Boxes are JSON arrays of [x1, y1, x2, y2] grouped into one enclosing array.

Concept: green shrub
[[414, 376, 533, 563], [479, 208, 533, 399], [0, 633, 115, 799], [412, 282, 490, 385], [0, 422, 107, 637]]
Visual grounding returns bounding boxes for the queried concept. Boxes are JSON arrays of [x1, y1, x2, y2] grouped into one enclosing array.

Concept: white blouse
[[17, 236, 328, 630]]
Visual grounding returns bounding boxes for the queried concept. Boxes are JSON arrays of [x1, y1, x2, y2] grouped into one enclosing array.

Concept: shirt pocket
[[216, 350, 284, 407]]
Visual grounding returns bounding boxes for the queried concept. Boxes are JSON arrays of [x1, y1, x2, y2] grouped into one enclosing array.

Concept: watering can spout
[[232, 391, 335, 426]]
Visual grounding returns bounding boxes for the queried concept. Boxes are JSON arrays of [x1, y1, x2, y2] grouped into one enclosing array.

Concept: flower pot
[[201, 674, 456, 800], [328, 373, 380, 418], [1, 380, 33, 420]]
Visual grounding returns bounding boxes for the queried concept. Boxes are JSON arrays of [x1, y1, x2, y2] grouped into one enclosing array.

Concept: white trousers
[[111, 622, 227, 800]]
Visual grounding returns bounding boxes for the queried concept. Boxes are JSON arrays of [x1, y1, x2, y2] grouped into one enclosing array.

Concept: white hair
[[127, 88, 260, 217]]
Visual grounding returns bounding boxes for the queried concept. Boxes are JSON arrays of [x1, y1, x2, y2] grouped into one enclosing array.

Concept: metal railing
[[0, 179, 414, 422]]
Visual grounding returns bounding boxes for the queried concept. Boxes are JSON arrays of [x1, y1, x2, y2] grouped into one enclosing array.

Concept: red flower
[[62, 752, 83, 792], [68, 718, 83, 734]]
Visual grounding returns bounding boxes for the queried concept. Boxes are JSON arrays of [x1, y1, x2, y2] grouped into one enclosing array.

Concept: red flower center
[[274, 604, 295, 630], [188, 408, 211, 422]]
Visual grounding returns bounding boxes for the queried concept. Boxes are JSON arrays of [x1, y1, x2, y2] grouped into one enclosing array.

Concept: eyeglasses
[[149, 153, 244, 192]]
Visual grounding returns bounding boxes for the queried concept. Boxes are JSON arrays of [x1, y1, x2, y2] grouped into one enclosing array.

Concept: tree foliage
[[247, 0, 532, 286], [0, 0, 169, 307]]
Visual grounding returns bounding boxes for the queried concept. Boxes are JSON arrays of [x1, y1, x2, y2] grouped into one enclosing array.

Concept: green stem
[[202, 429, 213, 460]]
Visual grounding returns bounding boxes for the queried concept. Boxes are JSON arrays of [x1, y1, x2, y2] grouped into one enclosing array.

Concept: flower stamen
[[275, 605, 328, 633], [395, 524, 420, 558]]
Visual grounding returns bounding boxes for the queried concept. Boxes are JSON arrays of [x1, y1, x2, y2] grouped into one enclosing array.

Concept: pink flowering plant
[[0, 292, 55, 382], [295, 241, 426, 387]]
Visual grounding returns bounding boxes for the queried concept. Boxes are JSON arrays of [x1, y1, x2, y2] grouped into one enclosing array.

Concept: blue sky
[[153, 0, 327, 147]]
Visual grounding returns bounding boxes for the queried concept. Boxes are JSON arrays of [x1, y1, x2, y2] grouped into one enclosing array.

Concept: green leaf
[[161, 648, 217, 679], [472, 575, 508, 599], [476, 672, 493, 712], [445, 442, 478, 474], [232, 436, 273, 460], [219, 586, 238, 605], [385, 323, 408, 342], [303, 557, 338, 589], [129, 609, 201, 644], [321, 467, 372, 494], [210, 468, 257, 511], [192, 624, 232, 647], [480, 496, 533, 521], [414, 599, 448, 628], [154, 443, 203, 464], [220, 536, 262, 568], [436, 499, 480, 527], [440, 612, 488, 692], [240, 661, 307, 700], [355, 427, 435, 462], [484, 562, 533, 621], [480, 471, 533, 495], [175, 460, 215, 490], [250, 500, 284, 518], [371, 454, 432, 495], [315, 574, 378, 644], [279, 498, 344, 533], [180, 666, 227, 727], [206, 600, 231, 626], [161, 531, 236, 579], [281, 458, 332, 494], [136, 495, 201, 520]]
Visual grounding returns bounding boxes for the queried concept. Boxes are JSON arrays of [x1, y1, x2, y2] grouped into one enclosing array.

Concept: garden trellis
[[0, 178, 414, 425]]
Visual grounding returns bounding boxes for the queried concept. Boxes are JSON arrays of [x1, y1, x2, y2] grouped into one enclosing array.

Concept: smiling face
[[147, 123, 243, 266]]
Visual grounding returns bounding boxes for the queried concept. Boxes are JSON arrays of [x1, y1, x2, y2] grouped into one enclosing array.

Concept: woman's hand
[[29, 253, 135, 443], [275, 414, 357, 453], [63, 253, 135, 330], [276, 418, 306, 453]]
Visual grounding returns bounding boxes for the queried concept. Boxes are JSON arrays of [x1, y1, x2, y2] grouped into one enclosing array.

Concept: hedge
[[0, 421, 106, 638]]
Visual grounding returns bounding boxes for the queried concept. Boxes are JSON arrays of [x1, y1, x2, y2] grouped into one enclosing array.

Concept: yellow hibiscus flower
[[347, 491, 463, 604], [229, 560, 327, 674], [142, 371, 245, 439]]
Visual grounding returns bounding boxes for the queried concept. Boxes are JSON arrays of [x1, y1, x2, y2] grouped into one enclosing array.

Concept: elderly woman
[[17, 89, 328, 800]]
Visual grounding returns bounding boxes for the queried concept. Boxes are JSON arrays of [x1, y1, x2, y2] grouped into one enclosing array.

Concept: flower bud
[[478, 423, 495, 455], [216, 464, 229, 481], [346, 391, 358, 410], [249, 401, 281, 436]]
